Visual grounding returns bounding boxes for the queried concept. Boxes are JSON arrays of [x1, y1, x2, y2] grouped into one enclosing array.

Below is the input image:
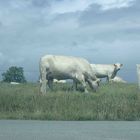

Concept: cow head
[[88, 78, 101, 92], [114, 63, 123, 71]]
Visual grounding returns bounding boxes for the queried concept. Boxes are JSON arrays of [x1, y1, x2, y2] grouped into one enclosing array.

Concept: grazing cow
[[90, 63, 123, 82], [110, 76, 127, 83], [39, 55, 100, 94]]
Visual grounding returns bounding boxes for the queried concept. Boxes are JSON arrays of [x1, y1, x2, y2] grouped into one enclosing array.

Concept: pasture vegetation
[[0, 82, 140, 121]]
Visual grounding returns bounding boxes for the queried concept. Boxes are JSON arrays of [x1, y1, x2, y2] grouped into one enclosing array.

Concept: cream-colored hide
[[53, 79, 66, 83], [90, 63, 123, 82], [39, 55, 100, 94], [110, 76, 127, 83]]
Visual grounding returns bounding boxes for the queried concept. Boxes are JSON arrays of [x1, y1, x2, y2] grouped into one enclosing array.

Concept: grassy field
[[0, 82, 140, 120]]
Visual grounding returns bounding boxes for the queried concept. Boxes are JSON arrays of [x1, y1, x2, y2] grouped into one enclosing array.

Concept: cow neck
[[112, 66, 118, 78]]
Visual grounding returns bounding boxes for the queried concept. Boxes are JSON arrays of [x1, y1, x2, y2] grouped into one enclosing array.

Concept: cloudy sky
[[0, 0, 140, 82]]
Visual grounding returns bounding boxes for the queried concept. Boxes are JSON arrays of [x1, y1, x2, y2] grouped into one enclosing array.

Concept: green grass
[[0, 82, 140, 120]]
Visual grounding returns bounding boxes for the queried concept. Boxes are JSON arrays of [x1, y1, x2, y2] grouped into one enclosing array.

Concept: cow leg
[[40, 68, 47, 94], [73, 80, 78, 91], [107, 75, 113, 83], [106, 72, 112, 83], [46, 71, 54, 90], [82, 81, 88, 93], [76, 74, 88, 93], [106, 76, 110, 83], [48, 79, 53, 90]]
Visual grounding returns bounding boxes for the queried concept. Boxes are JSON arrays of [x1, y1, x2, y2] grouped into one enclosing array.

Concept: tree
[[2, 66, 26, 83]]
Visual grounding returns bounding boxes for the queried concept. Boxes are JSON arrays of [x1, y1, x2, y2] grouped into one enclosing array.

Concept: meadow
[[0, 82, 140, 121]]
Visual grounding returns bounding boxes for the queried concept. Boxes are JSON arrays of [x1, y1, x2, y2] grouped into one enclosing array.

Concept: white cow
[[90, 63, 123, 82], [10, 82, 20, 85], [110, 76, 127, 83], [53, 79, 66, 83], [39, 55, 100, 94]]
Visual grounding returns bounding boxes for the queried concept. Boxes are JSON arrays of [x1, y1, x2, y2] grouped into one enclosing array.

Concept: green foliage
[[0, 83, 140, 120], [2, 66, 26, 83]]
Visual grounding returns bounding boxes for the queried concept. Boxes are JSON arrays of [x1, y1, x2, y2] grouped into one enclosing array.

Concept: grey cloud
[[0, 0, 139, 82], [0, 21, 2, 27], [75, 0, 140, 44], [123, 27, 140, 34], [32, 0, 51, 8], [79, 0, 140, 26], [0, 0, 10, 5]]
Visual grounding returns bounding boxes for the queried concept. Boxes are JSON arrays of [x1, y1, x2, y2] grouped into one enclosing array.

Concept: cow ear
[[114, 64, 118, 69], [120, 64, 123, 67]]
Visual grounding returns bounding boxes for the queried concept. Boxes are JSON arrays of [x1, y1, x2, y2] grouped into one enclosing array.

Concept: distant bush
[[2, 66, 26, 83]]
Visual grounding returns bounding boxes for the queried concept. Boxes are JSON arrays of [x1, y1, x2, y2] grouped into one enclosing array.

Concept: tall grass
[[0, 82, 140, 120]]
